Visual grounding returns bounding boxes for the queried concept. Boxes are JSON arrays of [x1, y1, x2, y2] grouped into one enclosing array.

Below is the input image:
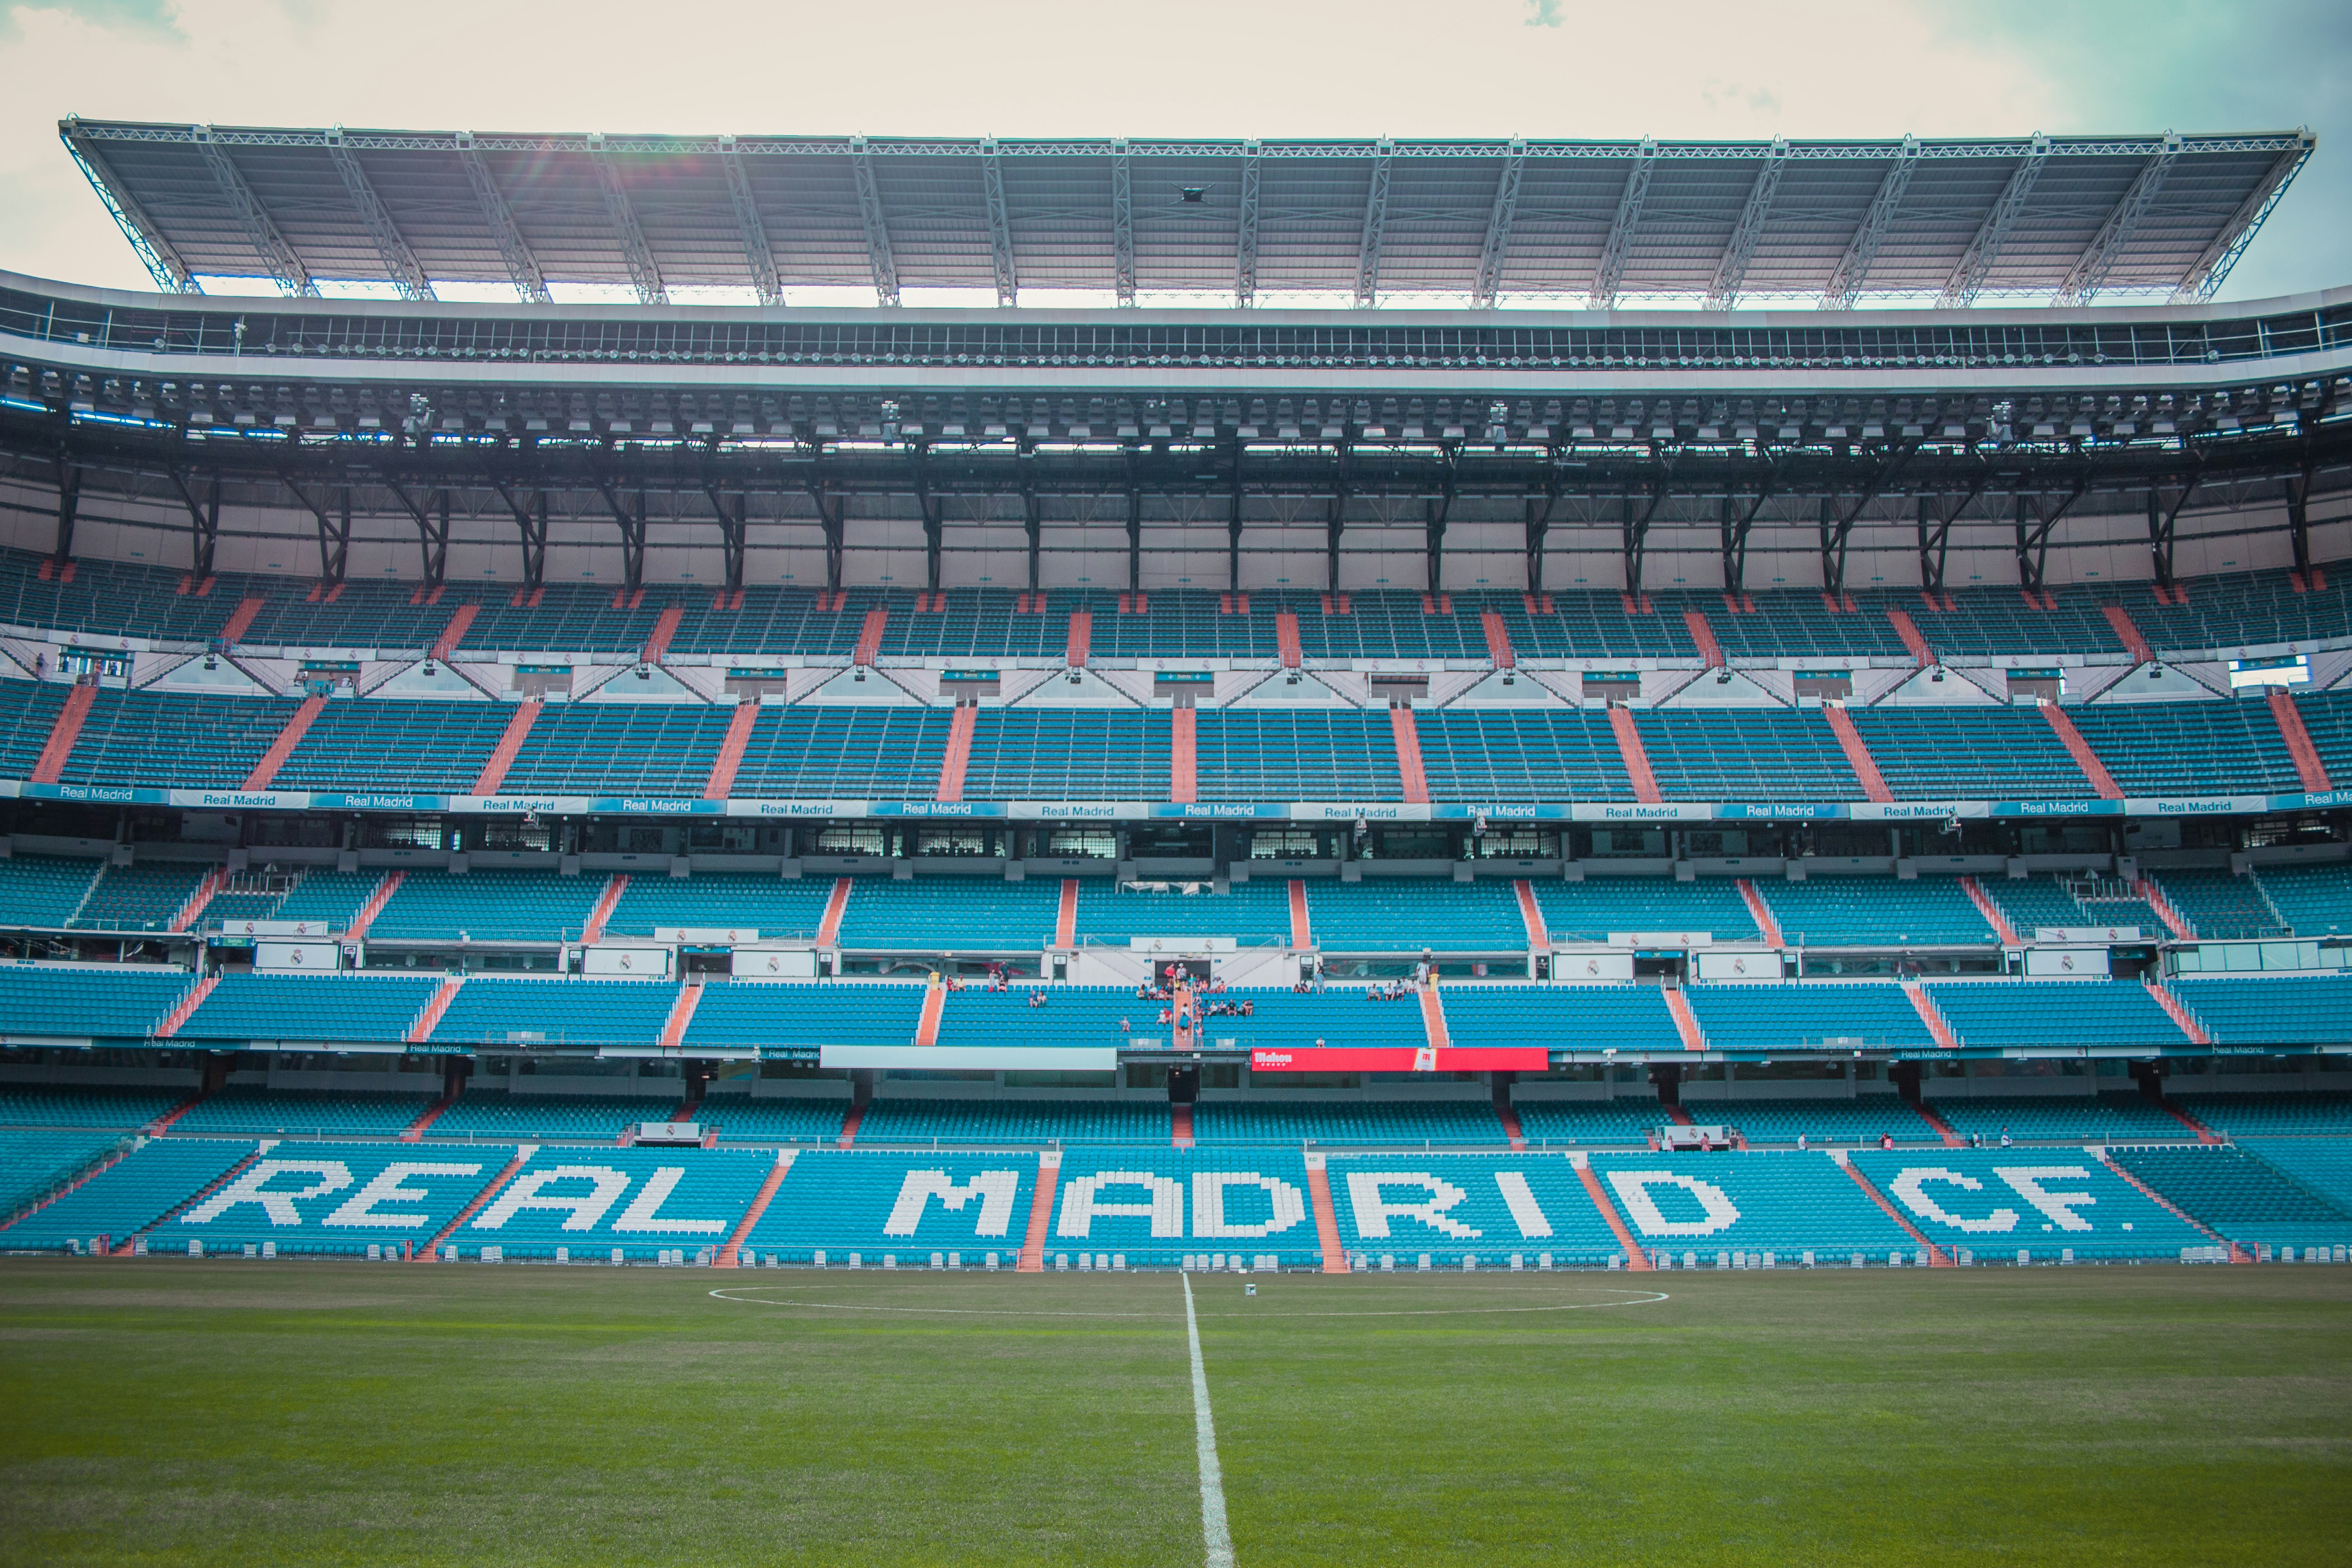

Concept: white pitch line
[[1182, 1273, 1235, 1568]]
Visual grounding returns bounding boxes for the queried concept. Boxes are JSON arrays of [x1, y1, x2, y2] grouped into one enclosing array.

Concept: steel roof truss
[[457, 139, 552, 304], [850, 139, 901, 307], [1821, 137, 1920, 310], [592, 469, 648, 590], [59, 123, 196, 294], [385, 479, 449, 587], [1720, 461, 1778, 597], [590, 138, 669, 307], [1938, 135, 2049, 308], [1112, 141, 1136, 307], [2014, 477, 2087, 593], [981, 142, 1017, 308], [1356, 140, 1394, 309], [1590, 140, 1656, 309], [719, 136, 782, 307], [1235, 142, 1261, 308], [325, 130, 432, 301], [1472, 140, 1525, 309], [1705, 140, 1786, 311], [2059, 134, 2182, 306], [1622, 474, 1668, 598], [1916, 470, 1988, 598], [2173, 131, 2316, 303], [194, 127, 317, 298], [279, 473, 351, 584], [493, 478, 549, 591], [166, 467, 221, 579]]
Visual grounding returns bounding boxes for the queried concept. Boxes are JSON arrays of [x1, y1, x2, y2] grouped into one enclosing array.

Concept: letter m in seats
[[885, 1170, 1021, 1237]]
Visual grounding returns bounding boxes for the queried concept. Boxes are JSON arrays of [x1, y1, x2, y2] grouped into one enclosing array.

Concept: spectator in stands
[[2000, 1126, 2013, 1149], [1880, 1132, 1894, 1150], [1027, 989, 1049, 1009], [1797, 1132, 1808, 1152]]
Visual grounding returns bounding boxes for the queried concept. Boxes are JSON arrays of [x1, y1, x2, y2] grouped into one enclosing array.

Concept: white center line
[[1182, 1273, 1235, 1568]]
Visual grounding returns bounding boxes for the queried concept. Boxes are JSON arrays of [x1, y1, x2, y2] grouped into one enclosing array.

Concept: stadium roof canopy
[[61, 119, 2313, 312]]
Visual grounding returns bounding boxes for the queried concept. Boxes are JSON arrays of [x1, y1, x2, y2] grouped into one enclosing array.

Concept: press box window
[[2230, 654, 2308, 690], [1250, 828, 1332, 859], [1043, 827, 1117, 858], [914, 828, 1001, 857], [1793, 671, 1852, 700], [2007, 668, 2064, 701]]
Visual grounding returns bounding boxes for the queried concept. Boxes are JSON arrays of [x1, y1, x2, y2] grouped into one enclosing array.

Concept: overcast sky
[[0, 0, 2343, 305]]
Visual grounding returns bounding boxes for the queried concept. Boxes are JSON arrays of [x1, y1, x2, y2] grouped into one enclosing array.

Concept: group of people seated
[[935, 961, 1024, 995]]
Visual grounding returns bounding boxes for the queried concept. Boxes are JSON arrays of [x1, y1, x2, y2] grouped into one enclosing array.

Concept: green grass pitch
[[0, 1259, 2346, 1565]]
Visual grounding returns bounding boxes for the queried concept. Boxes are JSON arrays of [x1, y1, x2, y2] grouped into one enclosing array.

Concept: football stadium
[[1, 105, 2350, 1564]]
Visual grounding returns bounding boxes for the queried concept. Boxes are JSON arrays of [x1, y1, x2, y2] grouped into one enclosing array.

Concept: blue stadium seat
[[2235, 1136, 2352, 1210], [2250, 864, 2352, 937], [2169, 974, 2352, 1048], [741, 1148, 1039, 1267], [426, 1093, 689, 1142], [1444, 984, 1686, 1056], [1925, 1092, 2192, 1144], [0, 966, 195, 1039], [1589, 1150, 1915, 1265], [1191, 1101, 1503, 1147], [0, 1128, 130, 1219], [165, 1142, 507, 1258], [1532, 877, 1759, 944], [602, 873, 839, 942], [179, 974, 444, 1045], [0, 855, 105, 927], [0, 1084, 186, 1128], [1327, 1153, 1623, 1268], [1754, 877, 1995, 946], [1925, 981, 2189, 1052], [1306, 880, 1526, 950], [1683, 982, 1935, 1052], [367, 871, 603, 944], [680, 982, 930, 1054], [1694, 1097, 1936, 1147], [2106, 1144, 2352, 1254], [2174, 1092, 2352, 1137], [0, 1136, 252, 1252], [835, 877, 1064, 950], [1849, 1147, 2208, 1260], [1509, 1098, 1665, 1146], [428, 978, 680, 1050], [1043, 1148, 1320, 1270], [171, 1088, 437, 1137], [857, 1098, 1171, 1146], [454, 1145, 777, 1262]]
